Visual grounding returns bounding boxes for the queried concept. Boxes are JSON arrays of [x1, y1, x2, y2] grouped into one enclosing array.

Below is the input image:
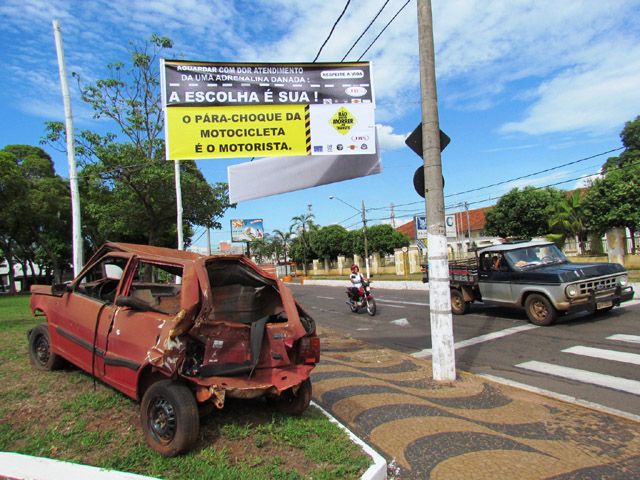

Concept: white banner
[[228, 136, 381, 203]]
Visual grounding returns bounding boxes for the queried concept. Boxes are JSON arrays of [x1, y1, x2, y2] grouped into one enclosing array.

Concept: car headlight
[[618, 275, 628, 287], [566, 285, 578, 298]]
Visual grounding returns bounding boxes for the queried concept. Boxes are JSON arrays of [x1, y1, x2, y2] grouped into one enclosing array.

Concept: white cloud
[[500, 46, 640, 135], [504, 170, 572, 191], [1, 0, 639, 139], [376, 124, 407, 151]]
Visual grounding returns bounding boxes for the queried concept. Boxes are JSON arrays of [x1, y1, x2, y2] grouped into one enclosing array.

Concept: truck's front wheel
[[525, 294, 557, 326], [451, 289, 470, 315]]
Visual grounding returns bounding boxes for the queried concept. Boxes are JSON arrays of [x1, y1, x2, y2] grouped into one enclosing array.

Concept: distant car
[[28, 243, 319, 456], [423, 241, 634, 326]]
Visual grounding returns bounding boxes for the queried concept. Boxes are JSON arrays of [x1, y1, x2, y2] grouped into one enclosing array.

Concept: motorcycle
[[346, 281, 376, 316]]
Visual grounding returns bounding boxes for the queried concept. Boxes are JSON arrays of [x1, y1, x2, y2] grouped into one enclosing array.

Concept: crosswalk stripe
[[607, 334, 640, 344], [412, 324, 538, 358], [516, 360, 640, 395], [562, 346, 640, 365]]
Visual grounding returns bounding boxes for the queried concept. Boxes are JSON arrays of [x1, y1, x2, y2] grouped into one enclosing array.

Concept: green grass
[[0, 295, 370, 479]]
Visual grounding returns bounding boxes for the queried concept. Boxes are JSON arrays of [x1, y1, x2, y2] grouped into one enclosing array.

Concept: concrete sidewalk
[[311, 327, 640, 479]]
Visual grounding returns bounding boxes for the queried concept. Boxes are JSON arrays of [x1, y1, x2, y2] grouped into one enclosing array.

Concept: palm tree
[[549, 190, 588, 254], [273, 228, 293, 264], [291, 212, 315, 275]]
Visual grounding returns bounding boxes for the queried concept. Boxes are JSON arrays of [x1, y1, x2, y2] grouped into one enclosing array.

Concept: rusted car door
[[103, 259, 186, 398], [55, 253, 131, 374]]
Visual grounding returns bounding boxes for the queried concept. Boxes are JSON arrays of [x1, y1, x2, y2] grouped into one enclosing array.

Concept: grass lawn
[[0, 295, 370, 479]]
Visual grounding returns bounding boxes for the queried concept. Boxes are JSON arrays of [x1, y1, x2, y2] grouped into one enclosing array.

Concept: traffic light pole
[[417, 0, 456, 381]]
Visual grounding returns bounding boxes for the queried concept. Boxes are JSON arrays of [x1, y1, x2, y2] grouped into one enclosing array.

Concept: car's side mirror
[[115, 295, 154, 312], [52, 283, 71, 296]]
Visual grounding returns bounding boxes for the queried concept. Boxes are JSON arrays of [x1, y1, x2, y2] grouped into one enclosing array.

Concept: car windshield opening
[[505, 244, 567, 270]]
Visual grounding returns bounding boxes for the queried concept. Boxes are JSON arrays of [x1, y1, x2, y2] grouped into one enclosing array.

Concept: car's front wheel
[[29, 324, 65, 371], [525, 294, 557, 326], [141, 380, 199, 456]]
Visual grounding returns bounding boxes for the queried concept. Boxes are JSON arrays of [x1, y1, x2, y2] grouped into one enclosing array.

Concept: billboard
[[414, 214, 457, 239], [160, 60, 376, 160], [230, 219, 264, 242]]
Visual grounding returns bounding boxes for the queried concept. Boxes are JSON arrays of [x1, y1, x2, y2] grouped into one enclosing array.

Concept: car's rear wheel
[[29, 324, 65, 371], [450, 289, 470, 315], [273, 379, 312, 416], [525, 294, 557, 326], [141, 380, 199, 456]]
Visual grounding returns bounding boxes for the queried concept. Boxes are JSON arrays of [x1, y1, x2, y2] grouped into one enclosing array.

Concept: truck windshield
[[504, 244, 567, 270]]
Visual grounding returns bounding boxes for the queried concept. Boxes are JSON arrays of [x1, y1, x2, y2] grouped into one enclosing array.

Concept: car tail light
[[299, 336, 320, 364]]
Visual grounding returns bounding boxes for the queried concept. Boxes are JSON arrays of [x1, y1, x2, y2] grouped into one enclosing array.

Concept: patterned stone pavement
[[311, 327, 640, 479]]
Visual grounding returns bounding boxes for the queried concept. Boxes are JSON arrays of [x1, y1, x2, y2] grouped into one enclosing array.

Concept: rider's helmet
[[350, 264, 358, 273]]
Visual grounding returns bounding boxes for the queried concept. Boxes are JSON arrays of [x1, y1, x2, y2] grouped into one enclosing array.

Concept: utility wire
[[357, 155, 640, 227], [341, 0, 391, 61], [364, 146, 624, 212], [313, 0, 351, 62], [357, 0, 412, 60], [445, 147, 624, 199]]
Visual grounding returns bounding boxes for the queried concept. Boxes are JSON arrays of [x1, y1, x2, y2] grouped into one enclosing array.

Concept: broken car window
[[128, 261, 183, 315], [75, 256, 129, 303]]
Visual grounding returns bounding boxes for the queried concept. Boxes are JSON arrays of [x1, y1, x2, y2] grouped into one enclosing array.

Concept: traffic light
[[405, 123, 450, 198]]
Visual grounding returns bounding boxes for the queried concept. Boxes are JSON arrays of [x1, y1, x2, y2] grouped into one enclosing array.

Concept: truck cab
[[428, 241, 634, 326]]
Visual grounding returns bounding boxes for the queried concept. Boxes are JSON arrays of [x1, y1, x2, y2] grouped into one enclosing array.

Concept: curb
[[0, 452, 157, 480], [311, 402, 388, 480], [479, 374, 640, 423]]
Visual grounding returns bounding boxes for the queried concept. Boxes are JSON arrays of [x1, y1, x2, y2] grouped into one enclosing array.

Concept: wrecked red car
[[28, 243, 319, 456]]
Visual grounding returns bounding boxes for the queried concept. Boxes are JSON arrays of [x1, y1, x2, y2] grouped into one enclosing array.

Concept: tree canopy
[[0, 145, 71, 291], [484, 186, 564, 239], [583, 117, 640, 252], [43, 35, 233, 249]]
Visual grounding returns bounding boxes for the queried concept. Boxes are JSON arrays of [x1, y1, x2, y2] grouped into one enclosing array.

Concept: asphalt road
[[290, 283, 640, 418]]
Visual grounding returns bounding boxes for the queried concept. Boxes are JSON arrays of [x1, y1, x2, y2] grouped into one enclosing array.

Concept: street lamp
[[329, 195, 370, 278]]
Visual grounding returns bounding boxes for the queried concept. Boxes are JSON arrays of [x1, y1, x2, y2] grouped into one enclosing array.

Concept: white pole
[[52, 20, 83, 276], [174, 160, 184, 250], [206, 228, 212, 255], [362, 200, 370, 279], [417, 0, 456, 381]]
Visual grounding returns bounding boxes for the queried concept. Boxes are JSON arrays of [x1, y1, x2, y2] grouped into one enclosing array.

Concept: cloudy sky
[[1, 0, 639, 247]]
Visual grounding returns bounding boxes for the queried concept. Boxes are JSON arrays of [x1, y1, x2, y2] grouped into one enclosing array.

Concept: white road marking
[[516, 360, 640, 395], [608, 334, 640, 344], [376, 302, 406, 309], [377, 298, 429, 306], [356, 328, 371, 331], [391, 318, 410, 327], [562, 346, 640, 365], [317, 296, 335, 300], [411, 324, 538, 358]]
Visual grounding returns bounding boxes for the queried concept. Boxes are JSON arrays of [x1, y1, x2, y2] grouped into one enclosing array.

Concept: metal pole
[[465, 201, 471, 252], [362, 200, 370, 278], [174, 160, 184, 250], [53, 20, 83, 276], [206, 228, 211, 255], [417, 0, 456, 381]]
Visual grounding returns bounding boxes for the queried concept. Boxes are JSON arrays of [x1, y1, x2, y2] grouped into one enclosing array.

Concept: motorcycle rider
[[348, 264, 366, 303]]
